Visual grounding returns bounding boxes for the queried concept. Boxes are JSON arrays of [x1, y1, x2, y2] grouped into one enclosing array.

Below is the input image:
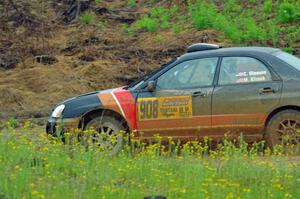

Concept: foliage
[[134, 6, 178, 32], [277, 2, 299, 23], [264, 20, 280, 46], [187, 1, 269, 44], [238, 17, 268, 43], [135, 16, 159, 32], [129, 0, 299, 50], [263, 0, 273, 14], [222, 0, 242, 17], [172, 24, 180, 34], [0, 126, 300, 198], [127, 0, 300, 50], [122, 24, 135, 37], [188, 2, 217, 30], [282, 26, 300, 47], [95, 0, 102, 4], [79, 12, 95, 25], [128, 0, 137, 8], [97, 20, 104, 30], [7, 117, 18, 128]]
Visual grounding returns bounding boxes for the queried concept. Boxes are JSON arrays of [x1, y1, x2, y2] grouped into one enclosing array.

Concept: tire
[[84, 116, 125, 155], [265, 110, 300, 153]]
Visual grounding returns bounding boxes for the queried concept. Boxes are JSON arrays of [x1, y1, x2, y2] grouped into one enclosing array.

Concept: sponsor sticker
[[138, 96, 192, 121], [236, 70, 267, 83]]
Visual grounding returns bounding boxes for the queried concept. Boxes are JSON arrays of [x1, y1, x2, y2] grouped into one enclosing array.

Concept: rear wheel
[[265, 110, 300, 154], [84, 116, 125, 155]]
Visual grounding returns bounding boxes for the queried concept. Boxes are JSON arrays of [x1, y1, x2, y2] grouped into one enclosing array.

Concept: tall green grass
[[0, 123, 300, 199]]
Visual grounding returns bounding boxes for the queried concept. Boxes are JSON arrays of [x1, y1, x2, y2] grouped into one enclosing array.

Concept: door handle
[[192, 91, 207, 97], [259, 87, 275, 94]]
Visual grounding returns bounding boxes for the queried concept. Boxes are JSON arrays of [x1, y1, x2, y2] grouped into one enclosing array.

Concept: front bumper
[[46, 117, 81, 135]]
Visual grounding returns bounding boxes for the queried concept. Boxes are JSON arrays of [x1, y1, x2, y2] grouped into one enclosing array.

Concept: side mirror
[[147, 81, 156, 92]]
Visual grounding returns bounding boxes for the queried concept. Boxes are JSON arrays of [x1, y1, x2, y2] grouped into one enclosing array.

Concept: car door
[[212, 56, 282, 140], [136, 57, 219, 140]]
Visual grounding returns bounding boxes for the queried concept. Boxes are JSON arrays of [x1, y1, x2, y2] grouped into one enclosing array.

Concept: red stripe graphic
[[113, 90, 137, 130]]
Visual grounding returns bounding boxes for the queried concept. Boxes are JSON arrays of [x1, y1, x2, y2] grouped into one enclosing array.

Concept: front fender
[[62, 93, 103, 118]]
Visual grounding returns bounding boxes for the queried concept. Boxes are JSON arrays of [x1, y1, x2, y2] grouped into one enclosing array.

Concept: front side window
[[156, 58, 218, 90], [219, 57, 272, 85]]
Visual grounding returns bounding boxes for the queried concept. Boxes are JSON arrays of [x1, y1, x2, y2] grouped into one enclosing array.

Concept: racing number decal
[[138, 96, 192, 121], [138, 98, 158, 120]]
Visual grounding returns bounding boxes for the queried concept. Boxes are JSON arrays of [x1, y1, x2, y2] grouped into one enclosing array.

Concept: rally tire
[[84, 116, 125, 155], [265, 110, 300, 153]]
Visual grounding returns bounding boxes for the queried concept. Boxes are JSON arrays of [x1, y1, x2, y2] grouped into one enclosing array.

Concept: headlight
[[51, 104, 65, 118]]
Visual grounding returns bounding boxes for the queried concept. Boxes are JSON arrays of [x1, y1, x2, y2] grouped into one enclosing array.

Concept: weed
[[97, 20, 104, 30], [282, 47, 295, 54], [222, 0, 242, 17], [240, 17, 268, 43], [127, 0, 137, 8], [172, 24, 180, 34], [135, 17, 159, 32], [277, 2, 298, 23], [122, 24, 135, 37], [7, 117, 17, 128], [263, 0, 273, 14], [79, 12, 95, 25], [134, 6, 178, 32], [283, 26, 300, 47], [265, 20, 280, 46], [188, 2, 217, 30], [95, 0, 102, 4]]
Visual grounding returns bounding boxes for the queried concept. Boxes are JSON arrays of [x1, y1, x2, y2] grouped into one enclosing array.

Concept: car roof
[[180, 46, 281, 60]]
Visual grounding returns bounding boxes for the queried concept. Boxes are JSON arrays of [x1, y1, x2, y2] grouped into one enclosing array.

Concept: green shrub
[[127, 0, 136, 8], [281, 47, 294, 54], [223, 0, 242, 16], [172, 24, 180, 33], [135, 17, 159, 32], [263, 0, 273, 14], [134, 6, 178, 32], [239, 17, 267, 43], [277, 2, 298, 23], [79, 12, 95, 25], [188, 2, 217, 30], [283, 26, 300, 46], [122, 24, 135, 37], [264, 20, 280, 45], [212, 14, 227, 31]]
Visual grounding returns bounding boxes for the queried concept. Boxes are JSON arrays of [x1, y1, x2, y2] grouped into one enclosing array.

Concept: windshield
[[125, 58, 178, 90], [274, 51, 300, 71]]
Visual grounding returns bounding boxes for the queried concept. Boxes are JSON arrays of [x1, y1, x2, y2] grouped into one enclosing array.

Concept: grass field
[[0, 123, 300, 199]]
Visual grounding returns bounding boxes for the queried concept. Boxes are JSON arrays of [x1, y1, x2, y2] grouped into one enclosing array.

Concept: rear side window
[[219, 57, 272, 85], [274, 51, 300, 71]]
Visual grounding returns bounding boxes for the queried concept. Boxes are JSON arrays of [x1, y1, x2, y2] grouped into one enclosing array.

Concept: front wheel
[[84, 116, 125, 155], [265, 110, 300, 154]]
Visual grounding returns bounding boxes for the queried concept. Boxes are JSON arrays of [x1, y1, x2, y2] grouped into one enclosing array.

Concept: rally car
[[47, 43, 300, 152]]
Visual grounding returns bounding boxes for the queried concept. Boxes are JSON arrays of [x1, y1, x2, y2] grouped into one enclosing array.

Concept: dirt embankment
[[0, 0, 221, 120]]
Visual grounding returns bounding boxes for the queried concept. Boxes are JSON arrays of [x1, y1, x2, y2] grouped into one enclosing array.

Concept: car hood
[[54, 87, 125, 118]]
